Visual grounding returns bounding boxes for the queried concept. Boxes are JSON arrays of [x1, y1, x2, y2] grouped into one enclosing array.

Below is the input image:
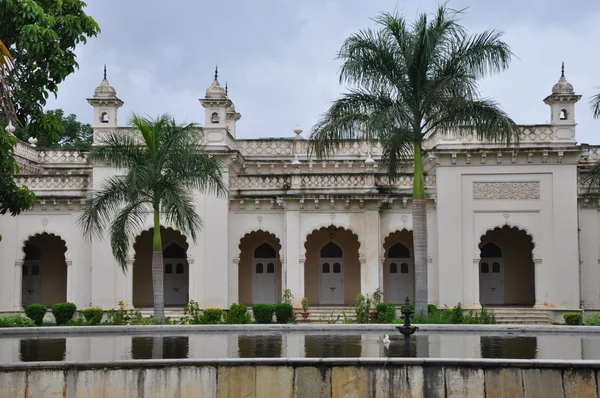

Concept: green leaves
[[0, 0, 99, 142], [591, 92, 600, 120]]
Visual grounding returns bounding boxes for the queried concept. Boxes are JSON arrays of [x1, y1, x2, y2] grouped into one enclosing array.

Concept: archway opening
[[133, 227, 189, 307], [383, 230, 414, 304], [238, 230, 282, 305], [21, 233, 68, 307], [479, 225, 535, 306], [304, 226, 360, 306]]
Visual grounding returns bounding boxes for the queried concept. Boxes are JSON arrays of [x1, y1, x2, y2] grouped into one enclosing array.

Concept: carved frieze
[[473, 181, 540, 200]]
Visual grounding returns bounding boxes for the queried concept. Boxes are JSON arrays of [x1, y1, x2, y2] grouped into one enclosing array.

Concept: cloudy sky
[[46, 0, 600, 143]]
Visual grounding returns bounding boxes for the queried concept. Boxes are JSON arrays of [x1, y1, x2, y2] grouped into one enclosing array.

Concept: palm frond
[[160, 183, 202, 243], [379, 127, 415, 181], [590, 91, 600, 119], [88, 131, 148, 169], [109, 200, 150, 270]]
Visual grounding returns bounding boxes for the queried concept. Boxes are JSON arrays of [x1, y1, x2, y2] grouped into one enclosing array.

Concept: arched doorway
[[162, 243, 189, 306], [479, 226, 535, 306], [386, 243, 414, 304], [319, 242, 344, 304], [304, 226, 361, 305], [253, 243, 278, 303], [238, 230, 282, 305], [21, 233, 68, 307], [133, 227, 189, 307]]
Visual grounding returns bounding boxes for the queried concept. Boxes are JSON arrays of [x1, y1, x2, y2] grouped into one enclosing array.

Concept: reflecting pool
[[2, 331, 600, 363]]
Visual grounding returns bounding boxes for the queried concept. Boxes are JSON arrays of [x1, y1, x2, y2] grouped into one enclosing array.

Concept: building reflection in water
[[20, 338, 66, 362], [480, 336, 537, 359], [304, 335, 362, 358], [238, 334, 282, 358], [131, 336, 189, 359]]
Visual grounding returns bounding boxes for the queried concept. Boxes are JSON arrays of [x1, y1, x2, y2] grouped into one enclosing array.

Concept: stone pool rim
[[2, 323, 600, 336], [3, 357, 600, 370]]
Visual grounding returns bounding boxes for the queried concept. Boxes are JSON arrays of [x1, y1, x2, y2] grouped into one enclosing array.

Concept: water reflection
[[20, 338, 66, 362], [305, 335, 361, 358], [131, 336, 189, 359], [238, 334, 282, 358], [480, 336, 537, 359]]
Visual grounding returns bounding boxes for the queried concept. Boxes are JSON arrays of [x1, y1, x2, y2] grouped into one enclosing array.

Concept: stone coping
[[2, 323, 600, 337], [3, 357, 600, 370]]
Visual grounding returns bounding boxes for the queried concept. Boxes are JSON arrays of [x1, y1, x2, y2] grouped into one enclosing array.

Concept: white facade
[[1, 71, 598, 317]]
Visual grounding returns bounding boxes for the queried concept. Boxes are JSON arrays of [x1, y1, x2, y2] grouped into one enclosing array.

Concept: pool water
[[3, 331, 599, 363]]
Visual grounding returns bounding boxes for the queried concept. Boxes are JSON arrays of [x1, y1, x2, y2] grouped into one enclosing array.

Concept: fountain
[[396, 297, 418, 339]]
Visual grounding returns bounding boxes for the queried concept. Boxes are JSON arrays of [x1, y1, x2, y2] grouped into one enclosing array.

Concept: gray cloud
[[46, 0, 600, 143]]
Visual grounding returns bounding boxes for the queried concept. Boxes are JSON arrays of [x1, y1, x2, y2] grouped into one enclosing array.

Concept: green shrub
[[82, 308, 104, 325], [0, 315, 35, 327], [355, 293, 371, 324], [584, 313, 600, 326], [275, 303, 293, 324], [428, 304, 438, 314], [450, 303, 464, 324], [52, 302, 77, 325], [181, 300, 202, 324], [105, 301, 130, 325], [564, 312, 582, 325], [25, 304, 47, 326], [376, 302, 396, 323], [252, 304, 275, 324], [226, 303, 251, 324], [200, 308, 223, 324]]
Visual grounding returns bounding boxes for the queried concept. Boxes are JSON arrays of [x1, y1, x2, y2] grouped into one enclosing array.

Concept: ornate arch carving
[[237, 229, 282, 260], [21, 232, 69, 260], [381, 229, 413, 258], [476, 224, 538, 259], [302, 224, 363, 259], [132, 227, 190, 259]]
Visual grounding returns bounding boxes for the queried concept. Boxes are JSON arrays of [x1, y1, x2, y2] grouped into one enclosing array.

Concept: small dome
[[552, 75, 574, 95], [205, 79, 227, 99], [94, 78, 117, 98]]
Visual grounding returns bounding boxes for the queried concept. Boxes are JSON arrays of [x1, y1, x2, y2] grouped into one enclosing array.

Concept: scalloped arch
[[302, 224, 362, 259], [477, 224, 537, 258], [21, 232, 68, 258], [133, 226, 190, 253], [238, 229, 282, 260], [382, 229, 413, 258]]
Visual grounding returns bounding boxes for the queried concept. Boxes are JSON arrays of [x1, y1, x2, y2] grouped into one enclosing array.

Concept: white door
[[387, 260, 414, 304], [164, 259, 188, 306], [479, 258, 504, 305], [253, 260, 277, 303], [22, 261, 42, 306], [319, 259, 344, 304]]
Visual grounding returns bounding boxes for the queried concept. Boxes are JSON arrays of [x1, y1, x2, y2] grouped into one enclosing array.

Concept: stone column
[[284, 209, 303, 307], [65, 259, 73, 304], [362, 210, 381, 295], [13, 261, 22, 310], [533, 258, 545, 308], [228, 258, 240, 305], [472, 258, 481, 309], [125, 258, 134, 309]]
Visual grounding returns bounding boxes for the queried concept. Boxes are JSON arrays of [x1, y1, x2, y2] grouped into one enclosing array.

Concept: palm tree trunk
[[412, 144, 428, 316], [152, 208, 165, 323]]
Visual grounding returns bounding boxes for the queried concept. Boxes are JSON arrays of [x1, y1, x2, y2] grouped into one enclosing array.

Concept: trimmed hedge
[[82, 308, 104, 325], [226, 303, 251, 324], [0, 315, 35, 327], [564, 312, 582, 325], [252, 304, 275, 324], [52, 302, 77, 325], [25, 304, 47, 326], [376, 302, 397, 324], [200, 308, 223, 324], [275, 303, 293, 324]]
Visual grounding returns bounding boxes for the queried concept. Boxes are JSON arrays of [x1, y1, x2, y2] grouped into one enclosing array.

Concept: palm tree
[[583, 91, 600, 195], [591, 91, 600, 119], [79, 114, 227, 323], [309, 5, 520, 315]]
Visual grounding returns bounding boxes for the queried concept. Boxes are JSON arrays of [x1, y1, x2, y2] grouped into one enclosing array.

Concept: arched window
[[163, 243, 186, 258], [320, 242, 342, 258], [267, 263, 275, 273], [480, 242, 502, 258], [165, 263, 173, 274], [211, 112, 219, 123], [559, 109, 568, 120], [322, 263, 330, 273], [256, 263, 264, 273], [388, 243, 410, 258], [390, 263, 398, 273], [400, 263, 409, 274], [176, 263, 184, 274], [101, 112, 109, 123], [333, 262, 341, 273], [254, 243, 276, 258]]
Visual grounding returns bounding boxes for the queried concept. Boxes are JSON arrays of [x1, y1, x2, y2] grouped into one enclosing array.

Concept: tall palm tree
[[584, 91, 600, 194], [591, 91, 600, 119], [79, 114, 227, 323], [309, 6, 520, 315]]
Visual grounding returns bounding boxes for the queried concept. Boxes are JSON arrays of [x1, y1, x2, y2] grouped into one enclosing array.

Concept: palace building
[[1, 69, 599, 322]]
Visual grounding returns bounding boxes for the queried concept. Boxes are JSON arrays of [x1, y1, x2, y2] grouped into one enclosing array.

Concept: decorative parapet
[[13, 141, 39, 162], [229, 175, 291, 191], [236, 139, 383, 158], [15, 174, 91, 195], [38, 149, 87, 164], [375, 174, 436, 188], [428, 125, 562, 148]]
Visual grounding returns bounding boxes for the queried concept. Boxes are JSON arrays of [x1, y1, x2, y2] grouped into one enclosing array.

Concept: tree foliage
[[0, 0, 99, 141], [309, 5, 520, 315], [78, 114, 227, 322]]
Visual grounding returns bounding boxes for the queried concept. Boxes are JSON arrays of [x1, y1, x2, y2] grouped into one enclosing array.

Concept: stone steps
[[485, 308, 552, 325]]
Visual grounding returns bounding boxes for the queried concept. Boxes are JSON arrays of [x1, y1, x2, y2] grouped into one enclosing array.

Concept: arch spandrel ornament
[[301, 223, 364, 259], [475, 223, 539, 260]]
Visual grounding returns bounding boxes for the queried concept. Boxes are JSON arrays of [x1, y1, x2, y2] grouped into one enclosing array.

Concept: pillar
[[13, 261, 23, 310], [228, 258, 240, 305], [284, 209, 303, 308], [362, 210, 381, 295]]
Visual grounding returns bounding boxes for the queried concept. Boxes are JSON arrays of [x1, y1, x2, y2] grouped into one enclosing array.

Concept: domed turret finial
[[225, 81, 228, 96], [561, 62, 564, 78], [104, 64, 107, 80], [214, 65, 218, 81]]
